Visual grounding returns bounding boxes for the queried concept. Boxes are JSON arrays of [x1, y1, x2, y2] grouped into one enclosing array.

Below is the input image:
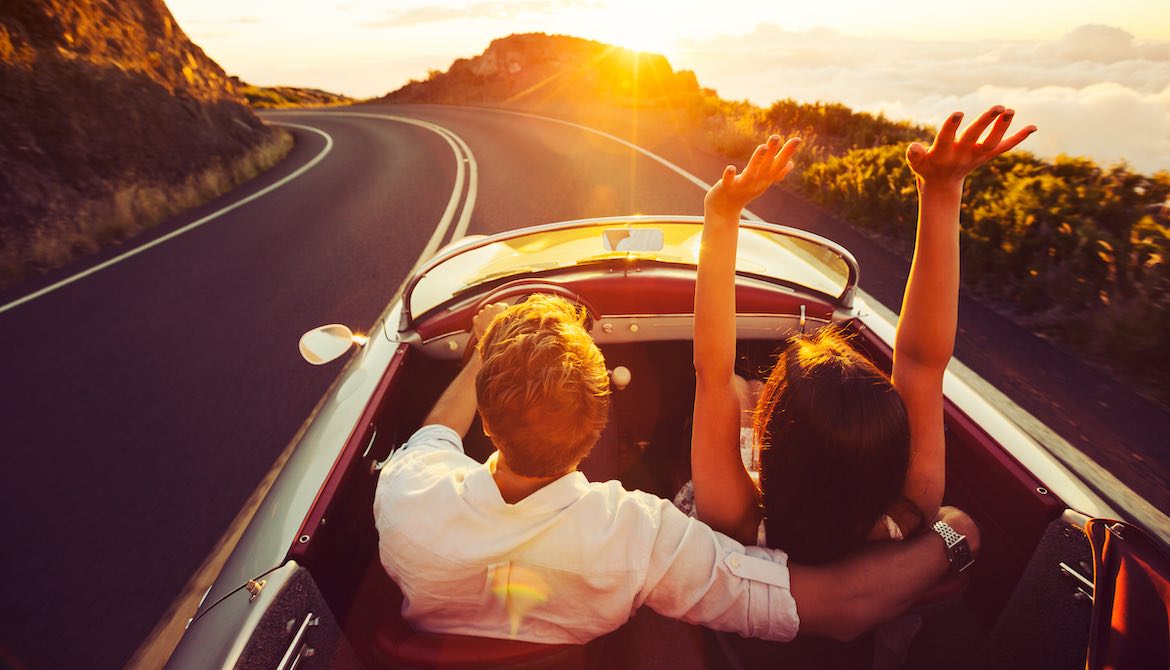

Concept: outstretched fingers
[[769, 137, 802, 179], [959, 105, 1005, 146], [988, 125, 1037, 158], [721, 164, 737, 185], [742, 141, 774, 181], [977, 108, 1014, 153], [932, 111, 964, 150]]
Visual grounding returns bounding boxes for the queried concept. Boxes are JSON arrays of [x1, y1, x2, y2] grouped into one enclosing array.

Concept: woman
[[689, 106, 1035, 561]]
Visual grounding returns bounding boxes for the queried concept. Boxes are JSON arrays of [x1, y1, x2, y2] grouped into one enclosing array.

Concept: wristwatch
[[932, 520, 975, 575]]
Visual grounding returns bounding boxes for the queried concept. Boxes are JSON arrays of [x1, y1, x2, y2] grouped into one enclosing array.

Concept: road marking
[[481, 108, 863, 286], [130, 111, 478, 667], [484, 107, 1170, 540], [265, 110, 479, 270], [0, 123, 333, 317]]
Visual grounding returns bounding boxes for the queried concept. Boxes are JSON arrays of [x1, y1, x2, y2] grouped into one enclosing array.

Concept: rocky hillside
[[381, 33, 702, 108], [233, 78, 355, 108], [0, 0, 291, 287]]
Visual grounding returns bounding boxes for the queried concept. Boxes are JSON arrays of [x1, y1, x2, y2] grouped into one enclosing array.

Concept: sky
[[167, 0, 1170, 172]]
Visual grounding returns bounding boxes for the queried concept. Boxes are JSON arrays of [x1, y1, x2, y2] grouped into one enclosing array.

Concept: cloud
[[674, 24, 1170, 172], [872, 84, 1170, 173], [364, 1, 600, 28], [184, 16, 262, 26]]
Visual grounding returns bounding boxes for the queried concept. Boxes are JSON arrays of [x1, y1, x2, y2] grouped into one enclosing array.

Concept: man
[[373, 294, 979, 644]]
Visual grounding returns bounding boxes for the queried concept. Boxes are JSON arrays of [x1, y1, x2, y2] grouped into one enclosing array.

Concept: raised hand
[[906, 106, 1036, 185], [705, 135, 802, 219]]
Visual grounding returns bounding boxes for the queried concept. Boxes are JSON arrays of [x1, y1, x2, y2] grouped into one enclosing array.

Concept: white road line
[[126, 112, 478, 666], [485, 108, 870, 302], [0, 122, 334, 317], [490, 108, 711, 192], [267, 111, 479, 269]]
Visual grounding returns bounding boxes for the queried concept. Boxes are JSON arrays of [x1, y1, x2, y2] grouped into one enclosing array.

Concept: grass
[[0, 128, 293, 290]]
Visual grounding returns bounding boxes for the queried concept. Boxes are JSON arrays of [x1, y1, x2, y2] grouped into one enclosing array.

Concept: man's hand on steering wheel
[[467, 302, 509, 361]]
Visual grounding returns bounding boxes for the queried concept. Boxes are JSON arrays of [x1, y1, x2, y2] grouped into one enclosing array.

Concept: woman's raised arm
[[892, 107, 1035, 527], [692, 135, 801, 543]]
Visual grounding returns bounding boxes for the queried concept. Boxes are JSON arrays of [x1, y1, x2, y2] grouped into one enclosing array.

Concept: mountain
[[380, 33, 702, 108], [0, 0, 291, 287]]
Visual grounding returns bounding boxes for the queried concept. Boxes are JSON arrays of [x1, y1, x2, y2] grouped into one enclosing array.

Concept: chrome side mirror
[[299, 324, 367, 365]]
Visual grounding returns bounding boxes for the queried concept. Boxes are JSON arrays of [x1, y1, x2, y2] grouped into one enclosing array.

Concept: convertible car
[[166, 217, 1170, 669]]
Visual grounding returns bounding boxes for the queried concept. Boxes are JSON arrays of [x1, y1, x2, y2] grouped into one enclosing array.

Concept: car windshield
[[406, 218, 856, 322]]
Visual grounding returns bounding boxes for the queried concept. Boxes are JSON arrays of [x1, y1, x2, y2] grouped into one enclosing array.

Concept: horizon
[[168, 0, 1170, 173]]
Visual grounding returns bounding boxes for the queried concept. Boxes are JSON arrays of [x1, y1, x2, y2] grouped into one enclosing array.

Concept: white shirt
[[373, 425, 800, 644]]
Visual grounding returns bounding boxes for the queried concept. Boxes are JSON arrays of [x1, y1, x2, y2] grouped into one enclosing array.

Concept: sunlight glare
[[568, 1, 682, 58]]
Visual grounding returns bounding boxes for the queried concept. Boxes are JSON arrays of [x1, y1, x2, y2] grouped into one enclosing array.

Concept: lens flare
[[489, 563, 550, 636]]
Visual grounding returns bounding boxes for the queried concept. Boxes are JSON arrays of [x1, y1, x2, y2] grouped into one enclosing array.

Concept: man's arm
[[640, 503, 979, 642], [791, 506, 979, 640], [422, 302, 508, 437], [422, 352, 483, 437]]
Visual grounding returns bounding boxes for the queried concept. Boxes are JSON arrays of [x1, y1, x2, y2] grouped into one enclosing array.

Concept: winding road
[[1, 104, 1167, 669]]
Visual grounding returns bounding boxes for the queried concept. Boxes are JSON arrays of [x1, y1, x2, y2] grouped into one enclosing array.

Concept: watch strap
[[932, 520, 975, 574]]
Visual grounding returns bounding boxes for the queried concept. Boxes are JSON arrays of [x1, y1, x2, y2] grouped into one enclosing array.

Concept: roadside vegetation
[[3, 130, 293, 283], [0, 1, 295, 291], [691, 92, 1170, 403], [385, 32, 1170, 402], [234, 78, 355, 108]]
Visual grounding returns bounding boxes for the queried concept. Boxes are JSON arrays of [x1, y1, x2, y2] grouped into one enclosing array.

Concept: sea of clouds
[[673, 24, 1170, 174]]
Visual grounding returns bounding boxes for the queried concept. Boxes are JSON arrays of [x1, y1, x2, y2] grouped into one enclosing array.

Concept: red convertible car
[[166, 217, 1170, 669]]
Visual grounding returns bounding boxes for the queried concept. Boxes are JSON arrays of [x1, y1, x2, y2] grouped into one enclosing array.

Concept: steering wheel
[[462, 280, 600, 363]]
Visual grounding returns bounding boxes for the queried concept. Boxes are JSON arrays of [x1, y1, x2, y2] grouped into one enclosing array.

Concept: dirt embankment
[[0, 0, 293, 289]]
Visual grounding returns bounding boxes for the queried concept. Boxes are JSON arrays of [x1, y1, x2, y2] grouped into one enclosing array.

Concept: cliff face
[[381, 33, 701, 108], [0, 0, 291, 286]]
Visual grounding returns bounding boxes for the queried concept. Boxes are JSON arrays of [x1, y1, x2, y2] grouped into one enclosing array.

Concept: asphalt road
[[1, 104, 1167, 669]]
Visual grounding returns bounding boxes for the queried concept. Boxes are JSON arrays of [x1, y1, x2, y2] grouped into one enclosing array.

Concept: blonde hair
[[476, 294, 610, 477]]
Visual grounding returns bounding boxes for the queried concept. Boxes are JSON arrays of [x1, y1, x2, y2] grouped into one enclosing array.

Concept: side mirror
[[602, 228, 664, 252], [299, 324, 367, 365]]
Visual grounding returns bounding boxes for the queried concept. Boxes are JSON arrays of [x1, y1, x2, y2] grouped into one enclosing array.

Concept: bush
[[793, 138, 1170, 398]]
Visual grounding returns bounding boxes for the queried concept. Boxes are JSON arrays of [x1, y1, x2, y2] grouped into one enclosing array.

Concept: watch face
[[953, 538, 975, 573]]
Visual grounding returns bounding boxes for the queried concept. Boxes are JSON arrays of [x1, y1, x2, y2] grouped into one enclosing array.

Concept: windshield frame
[[399, 215, 859, 330]]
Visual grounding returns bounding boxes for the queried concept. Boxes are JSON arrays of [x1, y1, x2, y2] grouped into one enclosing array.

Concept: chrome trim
[[400, 216, 860, 328], [1061, 509, 1092, 529], [360, 427, 378, 460], [420, 330, 469, 346], [244, 579, 266, 603], [276, 612, 319, 670], [1059, 562, 1094, 592], [416, 313, 835, 359]]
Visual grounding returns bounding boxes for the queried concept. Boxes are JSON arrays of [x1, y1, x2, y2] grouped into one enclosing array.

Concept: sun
[[559, 1, 683, 58], [590, 27, 678, 58]]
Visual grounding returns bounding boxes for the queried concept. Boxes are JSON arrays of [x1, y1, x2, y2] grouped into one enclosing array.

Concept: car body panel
[[168, 216, 1170, 668], [190, 307, 405, 621]]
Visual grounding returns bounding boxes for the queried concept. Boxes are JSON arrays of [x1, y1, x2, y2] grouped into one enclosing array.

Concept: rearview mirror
[[602, 228, 664, 252], [299, 324, 363, 365]]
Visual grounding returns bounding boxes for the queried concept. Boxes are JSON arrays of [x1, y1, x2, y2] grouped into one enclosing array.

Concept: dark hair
[[755, 327, 911, 564]]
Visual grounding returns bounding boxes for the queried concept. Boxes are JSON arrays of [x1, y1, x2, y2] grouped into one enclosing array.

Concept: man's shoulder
[[375, 425, 473, 509], [398, 424, 464, 456], [570, 479, 681, 535]]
